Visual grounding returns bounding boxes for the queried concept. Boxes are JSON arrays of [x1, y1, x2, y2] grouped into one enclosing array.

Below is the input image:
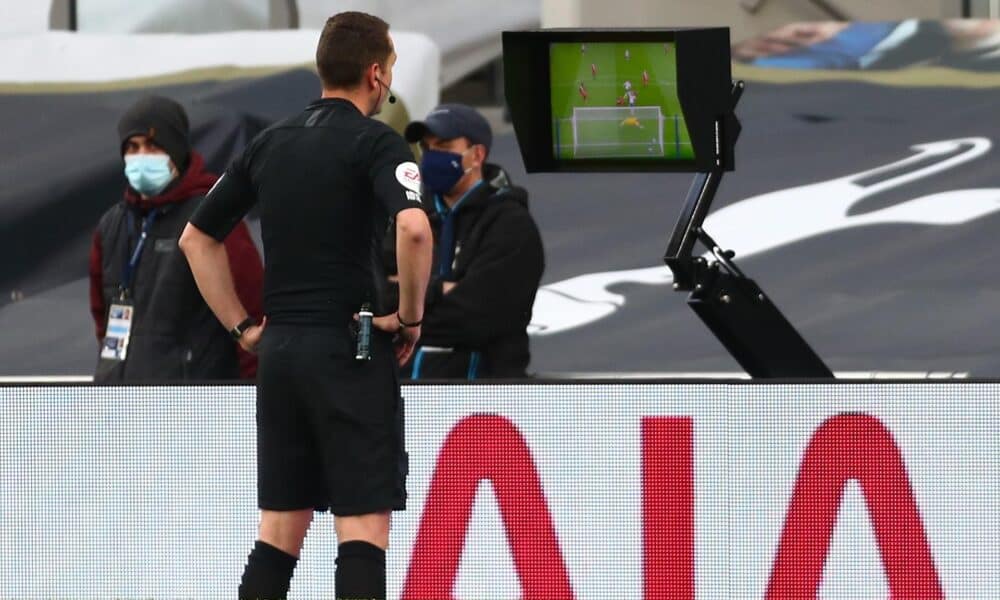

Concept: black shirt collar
[[306, 97, 363, 114]]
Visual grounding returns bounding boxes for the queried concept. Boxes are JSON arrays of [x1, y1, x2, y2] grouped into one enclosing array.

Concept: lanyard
[[120, 209, 160, 300], [436, 200, 457, 278], [435, 180, 484, 278]]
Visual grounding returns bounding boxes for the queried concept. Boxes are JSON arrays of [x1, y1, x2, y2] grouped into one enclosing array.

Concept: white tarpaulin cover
[[0, 0, 540, 85], [0, 29, 440, 121]]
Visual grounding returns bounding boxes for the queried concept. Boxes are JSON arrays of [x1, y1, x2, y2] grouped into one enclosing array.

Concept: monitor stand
[[663, 81, 833, 378]]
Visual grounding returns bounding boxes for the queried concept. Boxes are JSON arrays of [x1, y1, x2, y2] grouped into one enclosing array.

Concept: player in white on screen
[[627, 89, 637, 115], [581, 43, 586, 54], [625, 48, 631, 62], [624, 80, 633, 93]]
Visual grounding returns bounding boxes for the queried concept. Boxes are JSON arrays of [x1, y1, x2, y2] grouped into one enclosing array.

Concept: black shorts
[[255, 323, 407, 515]]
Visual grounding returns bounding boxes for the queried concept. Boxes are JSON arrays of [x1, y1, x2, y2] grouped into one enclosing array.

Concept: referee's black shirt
[[190, 98, 423, 326]]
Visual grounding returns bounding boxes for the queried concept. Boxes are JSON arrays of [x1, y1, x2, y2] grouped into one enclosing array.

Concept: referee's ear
[[366, 62, 381, 92]]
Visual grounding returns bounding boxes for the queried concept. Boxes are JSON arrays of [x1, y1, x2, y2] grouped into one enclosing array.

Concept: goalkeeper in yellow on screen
[[620, 115, 643, 128]]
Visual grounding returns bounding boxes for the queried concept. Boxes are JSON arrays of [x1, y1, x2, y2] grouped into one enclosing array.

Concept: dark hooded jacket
[[385, 163, 545, 378], [89, 152, 264, 382]]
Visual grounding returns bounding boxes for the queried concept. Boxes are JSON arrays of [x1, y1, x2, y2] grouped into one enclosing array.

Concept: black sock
[[335, 541, 386, 600], [238, 540, 299, 600]]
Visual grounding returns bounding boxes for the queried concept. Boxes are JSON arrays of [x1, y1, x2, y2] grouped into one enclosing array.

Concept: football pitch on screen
[[550, 42, 694, 160]]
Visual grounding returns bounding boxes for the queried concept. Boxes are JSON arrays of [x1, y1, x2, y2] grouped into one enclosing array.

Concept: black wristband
[[397, 312, 422, 328], [230, 316, 256, 340]]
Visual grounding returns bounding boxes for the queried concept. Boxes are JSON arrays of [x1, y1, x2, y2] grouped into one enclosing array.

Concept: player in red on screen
[[591, 62, 598, 79], [642, 69, 650, 87], [578, 81, 589, 102]]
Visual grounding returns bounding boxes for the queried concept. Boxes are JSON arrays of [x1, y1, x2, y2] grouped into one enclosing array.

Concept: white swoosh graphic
[[530, 137, 997, 335]]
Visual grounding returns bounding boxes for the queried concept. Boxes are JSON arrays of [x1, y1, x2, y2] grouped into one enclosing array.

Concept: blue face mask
[[420, 147, 472, 196], [124, 154, 174, 197]]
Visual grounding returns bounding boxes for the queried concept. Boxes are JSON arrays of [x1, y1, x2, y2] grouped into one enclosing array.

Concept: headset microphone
[[377, 77, 396, 104]]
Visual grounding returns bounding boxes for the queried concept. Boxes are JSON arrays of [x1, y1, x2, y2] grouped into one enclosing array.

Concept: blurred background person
[[733, 19, 1000, 71], [385, 103, 544, 379], [89, 95, 263, 382]]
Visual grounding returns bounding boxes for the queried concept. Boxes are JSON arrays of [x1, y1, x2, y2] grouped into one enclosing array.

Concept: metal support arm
[[662, 81, 833, 378]]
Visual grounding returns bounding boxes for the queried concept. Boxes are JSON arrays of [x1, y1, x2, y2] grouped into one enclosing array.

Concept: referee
[[179, 12, 431, 600]]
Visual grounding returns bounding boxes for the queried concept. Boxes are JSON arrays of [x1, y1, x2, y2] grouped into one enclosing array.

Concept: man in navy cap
[[385, 103, 545, 379]]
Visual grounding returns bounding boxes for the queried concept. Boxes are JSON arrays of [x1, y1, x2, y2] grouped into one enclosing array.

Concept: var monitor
[[503, 29, 738, 173]]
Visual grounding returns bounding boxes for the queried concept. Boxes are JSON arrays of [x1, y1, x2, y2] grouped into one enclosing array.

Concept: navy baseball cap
[[405, 103, 493, 151]]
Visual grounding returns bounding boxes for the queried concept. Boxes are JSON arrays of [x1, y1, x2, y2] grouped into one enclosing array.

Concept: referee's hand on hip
[[238, 316, 267, 354], [372, 314, 420, 365]]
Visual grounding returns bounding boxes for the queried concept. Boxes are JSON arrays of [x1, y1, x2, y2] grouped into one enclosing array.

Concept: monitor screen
[[503, 28, 736, 173], [549, 42, 694, 162]]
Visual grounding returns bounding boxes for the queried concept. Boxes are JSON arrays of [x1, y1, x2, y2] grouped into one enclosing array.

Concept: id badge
[[100, 302, 134, 361]]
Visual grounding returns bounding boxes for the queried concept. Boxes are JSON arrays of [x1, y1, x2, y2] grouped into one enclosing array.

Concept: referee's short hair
[[316, 11, 392, 91]]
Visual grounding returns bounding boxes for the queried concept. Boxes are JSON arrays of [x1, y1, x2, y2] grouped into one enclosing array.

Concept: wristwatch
[[230, 317, 257, 340]]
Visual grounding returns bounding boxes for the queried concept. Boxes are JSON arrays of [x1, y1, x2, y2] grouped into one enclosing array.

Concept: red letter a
[[767, 413, 943, 598], [402, 414, 574, 599]]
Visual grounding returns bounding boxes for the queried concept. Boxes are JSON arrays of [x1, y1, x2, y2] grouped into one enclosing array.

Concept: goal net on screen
[[570, 105, 665, 158]]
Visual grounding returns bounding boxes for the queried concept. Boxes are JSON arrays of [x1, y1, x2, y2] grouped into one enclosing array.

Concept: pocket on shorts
[[315, 328, 397, 426]]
